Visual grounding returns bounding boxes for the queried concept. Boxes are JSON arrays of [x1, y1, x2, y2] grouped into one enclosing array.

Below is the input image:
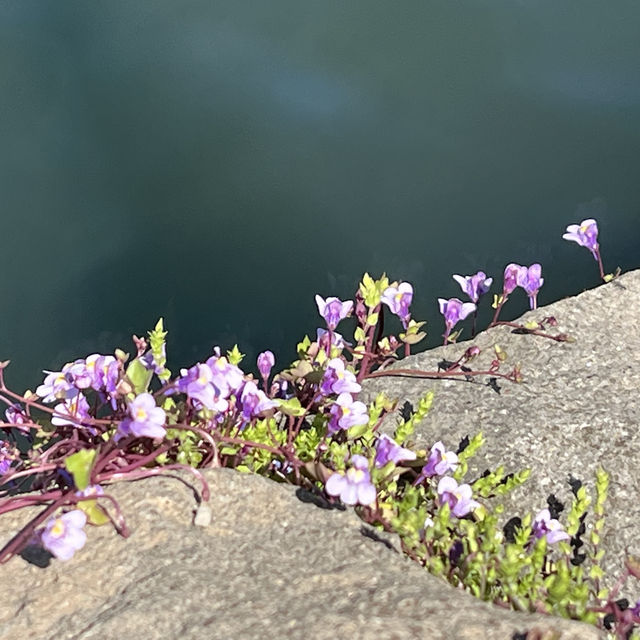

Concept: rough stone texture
[[0, 469, 601, 639], [2, 271, 637, 640], [364, 268, 640, 596]]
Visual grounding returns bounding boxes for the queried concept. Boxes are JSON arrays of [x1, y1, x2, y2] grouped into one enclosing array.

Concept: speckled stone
[[0, 468, 601, 639]]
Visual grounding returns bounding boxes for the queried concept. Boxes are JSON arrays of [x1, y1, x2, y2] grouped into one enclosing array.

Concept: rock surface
[[0, 470, 601, 639], [2, 270, 638, 640]]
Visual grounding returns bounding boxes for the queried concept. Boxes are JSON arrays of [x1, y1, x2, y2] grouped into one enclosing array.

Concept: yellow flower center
[[135, 408, 148, 421], [50, 519, 65, 538], [347, 468, 364, 482]]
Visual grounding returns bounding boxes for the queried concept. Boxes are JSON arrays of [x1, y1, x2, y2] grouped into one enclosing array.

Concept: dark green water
[[1, 1, 639, 392]]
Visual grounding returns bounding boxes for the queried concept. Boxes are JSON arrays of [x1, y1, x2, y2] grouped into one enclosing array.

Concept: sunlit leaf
[[64, 449, 97, 491]]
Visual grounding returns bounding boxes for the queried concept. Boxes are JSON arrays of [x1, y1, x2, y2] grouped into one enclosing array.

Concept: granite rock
[[0, 468, 601, 639]]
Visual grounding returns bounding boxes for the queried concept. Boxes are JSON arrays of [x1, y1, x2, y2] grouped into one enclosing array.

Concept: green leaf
[[276, 397, 307, 417], [147, 318, 171, 382], [64, 449, 97, 491], [347, 422, 371, 440], [125, 358, 153, 395], [77, 499, 111, 526], [297, 335, 312, 358], [227, 344, 244, 366], [366, 312, 379, 327], [358, 273, 389, 308]]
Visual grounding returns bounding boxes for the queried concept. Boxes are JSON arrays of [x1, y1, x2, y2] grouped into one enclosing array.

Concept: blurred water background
[[1, 1, 639, 392]]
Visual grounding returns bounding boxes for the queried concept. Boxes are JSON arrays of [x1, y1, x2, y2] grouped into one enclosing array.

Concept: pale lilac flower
[[65, 358, 94, 389], [452, 272, 493, 304], [51, 395, 91, 428], [4, 404, 29, 431], [177, 363, 227, 411], [516, 263, 544, 310], [316, 328, 349, 350], [327, 393, 369, 435], [421, 441, 459, 478], [437, 476, 480, 517], [36, 365, 78, 403], [374, 434, 416, 468], [325, 454, 376, 506], [238, 380, 278, 423], [257, 351, 275, 380], [117, 393, 166, 439], [503, 263, 525, 295], [315, 295, 353, 331], [321, 358, 361, 396], [438, 298, 476, 342], [75, 484, 104, 499], [41, 510, 87, 561], [0, 441, 16, 475], [381, 282, 413, 328], [532, 508, 570, 544], [205, 355, 245, 398], [78, 354, 120, 392], [563, 218, 599, 260]]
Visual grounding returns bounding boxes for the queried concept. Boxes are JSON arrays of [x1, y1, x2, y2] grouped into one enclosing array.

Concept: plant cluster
[[0, 218, 636, 638]]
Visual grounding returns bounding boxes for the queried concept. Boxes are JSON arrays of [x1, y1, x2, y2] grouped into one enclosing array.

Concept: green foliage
[[148, 318, 171, 382], [359, 272, 389, 308], [226, 344, 244, 366], [64, 449, 96, 491], [124, 357, 152, 395]]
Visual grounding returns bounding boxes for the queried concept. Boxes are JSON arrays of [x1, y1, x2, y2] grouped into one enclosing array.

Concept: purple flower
[[381, 282, 413, 328], [117, 393, 166, 439], [36, 365, 78, 403], [438, 298, 476, 342], [420, 441, 459, 478], [321, 358, 361, 396], [0, 441, 16, 475], [75, 484, 104, 499], [325, 454, 376, 506], [51, 394, 91, 428], [41, 510, 87, 561], [316, 328, 349, 351], [4, 404, 29, 432], [563, 218, 599, 260], [140, 346, 166, 376], [374, 434, 416, 468], [327, 393, 369, 435], [177, 363, 227, 412], [257, 351, 275, 380], [516, 263, 544, 310], [503, 263, 524, 295], [437, 476, 480, 518], [315, 295, 353, 331], [452, 272, 493, 304], [205, 355, 245, 398], [238, 380, 278, 423], [532, 508, 570, 544]]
